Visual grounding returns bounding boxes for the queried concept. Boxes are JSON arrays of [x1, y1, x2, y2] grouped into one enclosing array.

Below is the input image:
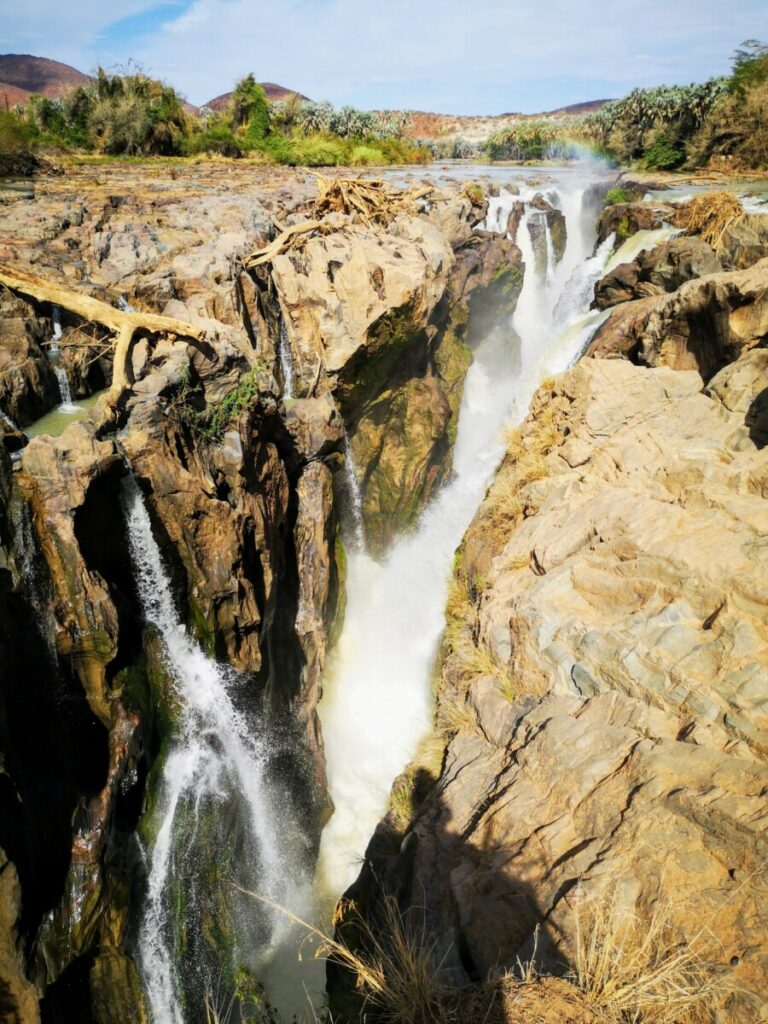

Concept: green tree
[[228, 74, 271, 141], [730, 39, 768, 96]]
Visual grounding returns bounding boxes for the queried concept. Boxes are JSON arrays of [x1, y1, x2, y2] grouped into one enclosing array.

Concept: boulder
[[592, 236, 723, 310], [595, 200, 676, 246], [0, 293, 59, 427], [271, 206, 524, 552], [346, 356, 768, 1021], [716, 212, 768, 270], [587, 256, 768, 380]]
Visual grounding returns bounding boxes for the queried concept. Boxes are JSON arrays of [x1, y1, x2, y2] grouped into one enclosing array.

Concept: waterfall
[[54, 366, 78, 412], [9, 493, 58, 653], [278, 318, 295, 400], [50, 305, 62, 353], [544, 216, 557, 289], [340, 431, 366, 552], [122, 477, 313, 1022], [316, 181, 614, 900], [43, 306, 80, 415]]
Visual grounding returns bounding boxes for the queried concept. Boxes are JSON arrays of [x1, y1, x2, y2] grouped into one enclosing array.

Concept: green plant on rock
[[170, 364, 266, 445], [604, 187, 634, 206]]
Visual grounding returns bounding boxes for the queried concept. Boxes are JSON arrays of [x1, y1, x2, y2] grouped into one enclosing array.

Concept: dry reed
[[672, 191, 744, 248]]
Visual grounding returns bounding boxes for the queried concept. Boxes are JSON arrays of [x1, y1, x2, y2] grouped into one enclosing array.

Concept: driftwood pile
[[315, 175, 433, 226], [245, 176, 434, 269], [672, 191, 744, 247]]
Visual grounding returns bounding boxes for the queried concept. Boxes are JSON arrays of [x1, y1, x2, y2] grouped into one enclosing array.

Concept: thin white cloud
[[128, 0, 764, 109], [1, 0, 163, 69], [2, 0, 764, 111]]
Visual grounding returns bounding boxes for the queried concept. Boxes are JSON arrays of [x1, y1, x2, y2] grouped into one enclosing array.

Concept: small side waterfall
[[340, 431, 366, 553], [54, 366, 77, 412], [42, 306, 80, 416], [278, 319, 295, 400], [0, 407, 19, 432], [122, 477, 313, 1022], [50, 305, 62, 351]]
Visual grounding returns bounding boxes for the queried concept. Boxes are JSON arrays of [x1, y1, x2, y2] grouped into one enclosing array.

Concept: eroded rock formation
[[0, 164, 521, 1022], [337, 202, 768, 1022]]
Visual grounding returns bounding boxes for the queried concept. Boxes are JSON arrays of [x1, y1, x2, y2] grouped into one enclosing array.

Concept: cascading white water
[[54, 366, 78, 412], [0, 407, 19, 431], [316, 179, 616, 900], [278, 319, 295, 400], [341, 433, 366, 553], [44, 306, 80, 416], [122, 478, 313, 1023], [51, 305, 62, 352]]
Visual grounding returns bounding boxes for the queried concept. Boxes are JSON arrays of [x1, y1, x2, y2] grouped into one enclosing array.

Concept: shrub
[[0, 110, 35, 156], [187, 120, 241, 157], [286, 133, 346, 166], [605, 187, 634, 206], [643, 132, 684, 170], [171, 365, 266, 443], [349, 144, 386, 165]]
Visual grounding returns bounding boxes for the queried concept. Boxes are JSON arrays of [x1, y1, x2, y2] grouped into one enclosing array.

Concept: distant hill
[[404, 98, 612, 142], [205, 82, 310, 111], [0, 54, 90, 108], [539, 99, 612, 116], [0, 53, 609, 141]]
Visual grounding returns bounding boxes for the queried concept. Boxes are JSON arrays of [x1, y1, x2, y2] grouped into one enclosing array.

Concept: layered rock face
[[338, 203, 768, 1022], [0, 164, 520, 1022], [270, 194, 523, 550], [588, 255, 768, 380]]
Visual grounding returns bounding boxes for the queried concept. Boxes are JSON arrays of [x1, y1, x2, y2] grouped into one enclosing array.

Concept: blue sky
[[1, 0, 765, 112]]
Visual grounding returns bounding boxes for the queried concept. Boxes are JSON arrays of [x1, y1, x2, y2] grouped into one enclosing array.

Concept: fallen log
[[0, 262, 204, 395], [244, 220, 323, 269]]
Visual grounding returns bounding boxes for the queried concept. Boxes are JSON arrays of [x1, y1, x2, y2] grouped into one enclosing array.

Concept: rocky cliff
[[0, 163, 520, 1022], [332, 192, 768, 1023]]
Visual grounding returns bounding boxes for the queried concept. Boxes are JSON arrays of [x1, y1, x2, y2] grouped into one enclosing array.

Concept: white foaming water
[[603, 225, 679, 274], [51, 305, 62, 351], [54, 366, 79, 413], [278, 319, 295, 399], [316, 181, 612, 900], [123, 478, 313, 1023], [341, 432, 366, 553]]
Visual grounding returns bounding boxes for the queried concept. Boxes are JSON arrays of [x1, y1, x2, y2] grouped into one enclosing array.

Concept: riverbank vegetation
[[0, 67, 428, 167], [2, 41, 767, 172], [482, 40, 768, 170]]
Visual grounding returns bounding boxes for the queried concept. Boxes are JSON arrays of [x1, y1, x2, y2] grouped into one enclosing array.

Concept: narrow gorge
[[0, 160, 766, 1024]]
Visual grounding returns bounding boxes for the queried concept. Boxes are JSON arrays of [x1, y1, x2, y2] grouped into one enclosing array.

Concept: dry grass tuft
[[389, 733, 446, 832], [672, 191, 744, 248], [505, 552, 532, 571], [570, 886, 728, 1024], [436, 687, 477, 735], [242, 889, 450, 1024]]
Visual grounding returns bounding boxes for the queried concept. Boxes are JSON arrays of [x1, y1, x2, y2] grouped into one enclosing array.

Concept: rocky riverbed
[[0, 161, 766, 1024]]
